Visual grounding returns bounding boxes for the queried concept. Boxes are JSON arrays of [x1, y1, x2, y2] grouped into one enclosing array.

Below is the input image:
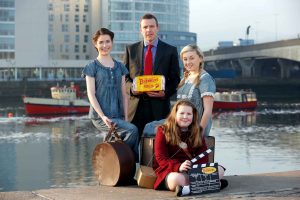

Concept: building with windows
[[0, 0, 195, 81], [0, 0, 15, 60], [104, 0, 196, 60], [48, 0, 100, 60]]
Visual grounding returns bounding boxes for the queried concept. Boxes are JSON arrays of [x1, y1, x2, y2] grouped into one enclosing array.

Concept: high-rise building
[[0, 0, 195, 81], [48, 0, 102, 61], [0, 0, 15, 60], [102, 0, 196, 60]]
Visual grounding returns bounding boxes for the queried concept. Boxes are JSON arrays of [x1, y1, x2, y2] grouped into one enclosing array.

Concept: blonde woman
[[177, 44, 216, 136]]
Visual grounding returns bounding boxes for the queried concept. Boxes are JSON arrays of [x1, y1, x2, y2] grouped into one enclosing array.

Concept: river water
[[0, 97, 299, 192]]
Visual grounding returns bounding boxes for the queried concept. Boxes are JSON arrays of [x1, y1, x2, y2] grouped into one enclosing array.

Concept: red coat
[[152, 127, 208, 190]]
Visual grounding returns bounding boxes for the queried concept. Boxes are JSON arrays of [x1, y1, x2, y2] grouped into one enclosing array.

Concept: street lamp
[[246, 25, 251, 45]]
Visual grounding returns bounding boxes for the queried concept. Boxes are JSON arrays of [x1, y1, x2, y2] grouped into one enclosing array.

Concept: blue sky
[[189, 0, 300, 50]]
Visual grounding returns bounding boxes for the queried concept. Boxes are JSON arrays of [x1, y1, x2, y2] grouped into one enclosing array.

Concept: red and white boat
[[23, 83, 90, 115], [213, 89, 257, 111]]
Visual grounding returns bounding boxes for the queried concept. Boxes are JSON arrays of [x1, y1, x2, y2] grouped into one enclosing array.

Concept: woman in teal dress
[[177, 44, 216, 136], [82, 28, 139, 161]]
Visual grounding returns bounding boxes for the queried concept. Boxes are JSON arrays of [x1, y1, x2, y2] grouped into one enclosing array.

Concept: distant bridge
[[204, 38, 300, 79]]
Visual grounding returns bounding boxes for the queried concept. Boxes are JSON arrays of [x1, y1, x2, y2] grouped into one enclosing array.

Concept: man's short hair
[[140, 13, 158, 26]]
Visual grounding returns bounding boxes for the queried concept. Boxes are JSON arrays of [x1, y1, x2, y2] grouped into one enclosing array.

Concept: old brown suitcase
[[136, 165, 157, 189], [92, 125, 135, 186]]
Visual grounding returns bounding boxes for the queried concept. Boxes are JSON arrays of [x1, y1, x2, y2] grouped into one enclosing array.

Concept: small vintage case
[[136, 165, 157, 189]]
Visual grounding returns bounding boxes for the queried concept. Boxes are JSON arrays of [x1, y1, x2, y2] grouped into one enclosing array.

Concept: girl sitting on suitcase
[[153, 99, 228, 196]]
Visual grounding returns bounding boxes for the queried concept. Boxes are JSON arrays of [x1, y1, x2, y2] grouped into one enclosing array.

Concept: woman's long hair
[[162, 99, 203, 148], [177, 44, 204, 89]]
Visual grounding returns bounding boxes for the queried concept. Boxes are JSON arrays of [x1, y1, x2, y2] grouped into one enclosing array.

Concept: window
[[48, 35, 53, 43], [83, 15, 86, 22], [61, 55, 69, 59], [0, 38, 14, 49], [65, 14, 69, 22], [160, 34, 167, 40], [49, 14, 54, 21], [74, 45, 79, 53], [48, 3, 53, 11], [0, 23, 14, 35], [64, 4, 70, 11], [179, 35, 187, 40], [64, 44, 69, 53], [49, 44, 55, 53], [62, 24, 69, 32], [111, 2, 131, 10], [84, 5, 88, 12], [0, 10, 14, 21], [85, 25, 89, 32], [111, 12, 131, 20], [64, 35, 70, 43], [75, 4, 79, 12], [0, 52, 15, 59], [0, 0, 14, 7], [113, 43, 126, 51], [74, 15, 79, 22], [84, 35, 88, 43], [83, 45, 86, 53], [75, 25, 79, 32], [49, 24, 53, 32], [75, 35, 80, 42]]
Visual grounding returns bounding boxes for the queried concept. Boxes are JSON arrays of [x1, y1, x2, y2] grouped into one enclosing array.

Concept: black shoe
[[175, 185, 183, 197], [220, 179, 228, 190]]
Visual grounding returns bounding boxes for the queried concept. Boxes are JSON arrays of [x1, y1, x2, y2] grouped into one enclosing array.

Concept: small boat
[[23, 82, 90, 115], [213, 89, 257, 111]]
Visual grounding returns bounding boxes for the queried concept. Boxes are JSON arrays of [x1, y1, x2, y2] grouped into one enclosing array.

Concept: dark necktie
[[144, 44, 153, 75]]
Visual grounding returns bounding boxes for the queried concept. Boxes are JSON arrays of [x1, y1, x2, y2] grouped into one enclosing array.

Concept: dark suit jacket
[[124, 39, 180, 119]]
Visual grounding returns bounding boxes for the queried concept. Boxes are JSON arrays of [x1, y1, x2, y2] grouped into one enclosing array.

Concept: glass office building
[[0, 0, 15, 60], [103, 0, 196, 60]]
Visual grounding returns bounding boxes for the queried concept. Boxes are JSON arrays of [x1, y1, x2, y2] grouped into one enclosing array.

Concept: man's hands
[[131, 87, 165, 98], [131, 80, 165, 97], [145, 90, 165, 97]]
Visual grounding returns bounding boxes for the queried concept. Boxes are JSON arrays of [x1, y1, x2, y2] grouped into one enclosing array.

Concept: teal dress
[[177, 71, 216, 136], [82, 59, 127, 119]]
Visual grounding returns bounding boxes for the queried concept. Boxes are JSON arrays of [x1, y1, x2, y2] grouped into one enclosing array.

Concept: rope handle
[[104, 124, 122, 142]]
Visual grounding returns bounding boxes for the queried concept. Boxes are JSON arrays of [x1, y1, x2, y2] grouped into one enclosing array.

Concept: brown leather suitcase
[[92, 126, 135, 186]]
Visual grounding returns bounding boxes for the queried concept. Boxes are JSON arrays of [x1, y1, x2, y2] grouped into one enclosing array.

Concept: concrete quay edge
[[1, 170, 300, 200]]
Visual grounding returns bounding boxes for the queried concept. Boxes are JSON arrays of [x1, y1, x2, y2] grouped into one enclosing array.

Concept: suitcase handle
[[104, 124, 122, 142]]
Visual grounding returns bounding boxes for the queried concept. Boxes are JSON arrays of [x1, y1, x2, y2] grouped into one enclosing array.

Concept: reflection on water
[[212, 105, 300, 176], [0, 112, 103, 192], [0, 100, 300, 191]]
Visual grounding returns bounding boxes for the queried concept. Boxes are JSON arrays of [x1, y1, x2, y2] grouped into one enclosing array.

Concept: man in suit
[[124, 13, 180, 137]]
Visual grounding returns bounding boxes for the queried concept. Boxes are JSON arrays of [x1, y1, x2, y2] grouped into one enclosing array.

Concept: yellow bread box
[[132, 75, 165, 92]]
